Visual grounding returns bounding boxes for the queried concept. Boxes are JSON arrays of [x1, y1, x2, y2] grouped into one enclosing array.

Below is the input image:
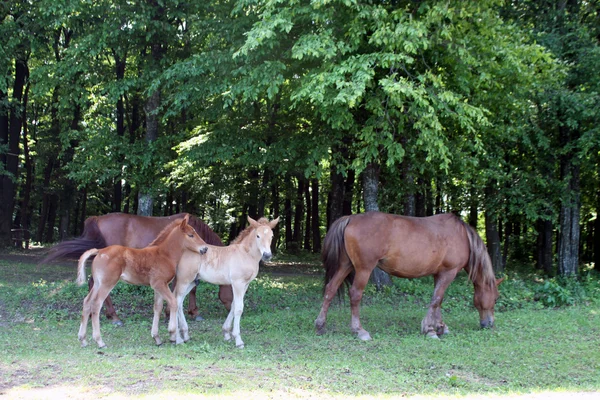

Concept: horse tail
[[77, 249, 98, 286], [42, 216, 107, 264], [187, 215, 224, 246], [322, 215, 354, 296], [460, 219, 496, 288]]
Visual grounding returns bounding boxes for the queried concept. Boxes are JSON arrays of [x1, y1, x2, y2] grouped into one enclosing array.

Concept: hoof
[[194, 315, 204, 322], [315, 328, 326, 336], [80, 339, 88, 347], [236, 343, 245, 349], [357, 330, 372, 341], [426, 331, 440, 340], [223, 332, 232, 341], [154, 338, 163, 346], [110, 319, 124, 327]]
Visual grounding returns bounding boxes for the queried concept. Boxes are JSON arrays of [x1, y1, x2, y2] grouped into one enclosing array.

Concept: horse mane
[[187, 215, 224, 246], [148, 218, 184, 247], [231, 217, 270, 244], [456, 217, 496, 288]]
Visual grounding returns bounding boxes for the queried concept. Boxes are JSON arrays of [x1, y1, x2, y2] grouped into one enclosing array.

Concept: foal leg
[[174, 281, 195, 344], [90, 282, 117, 348], [152, 282, 179, 344], [315, 263, 353, 335], [421, 270, 458, 339], [78, 289, 94, 347], [222, 294, 237, 342], [229, 283, 249, 348], [151, 290, 165, 346], [88, 276, 123, 326], [349, 269, 372, 341]]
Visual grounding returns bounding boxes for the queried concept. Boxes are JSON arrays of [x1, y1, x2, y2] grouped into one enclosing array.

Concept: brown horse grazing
[[43, 212, 232, 325], [173, 216, 280, 348], [76, 215, 209, 348], [315, 211, 503, 340]]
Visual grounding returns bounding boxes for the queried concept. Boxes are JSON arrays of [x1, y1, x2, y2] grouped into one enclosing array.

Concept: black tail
[[41, 217, 107, 264], [322, 215, 354, 296]]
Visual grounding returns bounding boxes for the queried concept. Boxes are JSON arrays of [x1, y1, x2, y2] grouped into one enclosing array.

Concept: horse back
[[344, 212, 470, 278], [96, 213, 186, 248]]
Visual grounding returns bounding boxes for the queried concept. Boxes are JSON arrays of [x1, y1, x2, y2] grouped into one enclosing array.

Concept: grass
[[0, 253, 599, 399]]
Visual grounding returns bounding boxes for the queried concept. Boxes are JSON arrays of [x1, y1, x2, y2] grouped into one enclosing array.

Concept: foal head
[[177, 215, 209, 255], [246, 216, 280, 261]]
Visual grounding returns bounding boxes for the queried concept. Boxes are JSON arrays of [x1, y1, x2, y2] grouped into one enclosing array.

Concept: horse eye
[[256, 235, 260, 238], [188, 234, 194, 238]]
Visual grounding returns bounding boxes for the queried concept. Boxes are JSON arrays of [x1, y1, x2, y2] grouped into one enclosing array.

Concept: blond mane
[[231, 217, 270, 244]]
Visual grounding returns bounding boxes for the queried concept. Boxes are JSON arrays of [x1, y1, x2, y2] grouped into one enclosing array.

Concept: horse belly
[[197, 265, 230, 285]]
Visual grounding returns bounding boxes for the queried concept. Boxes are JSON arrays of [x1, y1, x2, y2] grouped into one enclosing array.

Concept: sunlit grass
[[0, 257, 599, 399]]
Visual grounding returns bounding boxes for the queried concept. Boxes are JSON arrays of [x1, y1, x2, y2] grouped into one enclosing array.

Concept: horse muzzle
[[261, 252, 272, 262], [198, 246, 208, 255], [480, 316, 494, 329]]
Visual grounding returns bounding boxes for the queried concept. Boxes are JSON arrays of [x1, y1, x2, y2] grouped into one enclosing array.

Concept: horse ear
[[247, 216, 258, 227], [495, 277, 505, 286], [269, 216, 280, 229], [181, 214, 190, 228]]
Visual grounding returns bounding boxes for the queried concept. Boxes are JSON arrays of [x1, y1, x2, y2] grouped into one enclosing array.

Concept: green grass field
[[0, 252, 599, 399]]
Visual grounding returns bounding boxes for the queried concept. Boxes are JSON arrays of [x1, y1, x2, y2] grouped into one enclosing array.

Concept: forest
[[1, 0, 599, 278]]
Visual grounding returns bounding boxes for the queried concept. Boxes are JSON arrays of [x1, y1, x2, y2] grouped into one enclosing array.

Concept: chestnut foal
[[76, 215, 208, 348]]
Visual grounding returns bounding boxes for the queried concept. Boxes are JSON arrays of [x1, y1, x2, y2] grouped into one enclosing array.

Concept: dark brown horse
[[44, 212, 233, 325], [315, 211, 502, 340]]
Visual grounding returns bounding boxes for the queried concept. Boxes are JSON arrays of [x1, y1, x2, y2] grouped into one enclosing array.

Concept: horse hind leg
[[348, 269, 372, 341], [78, 290, 94, 347], [89, 276, 123, 326], [315, 262, 353, 335]]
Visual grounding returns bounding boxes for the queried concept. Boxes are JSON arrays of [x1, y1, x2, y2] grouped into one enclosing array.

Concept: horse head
[[473, 277, 504, 328], [180, 215, 209, 255], [247, 216, 280, 261]]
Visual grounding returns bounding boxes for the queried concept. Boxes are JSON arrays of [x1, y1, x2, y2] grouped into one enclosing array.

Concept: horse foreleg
[[349, 270, 372, 341], [315, 263, 352, 335], [174, 281, 195, 343], [230, 283, 248, 349], [421, 271, 457, 339], [222, 296, 236, 342]]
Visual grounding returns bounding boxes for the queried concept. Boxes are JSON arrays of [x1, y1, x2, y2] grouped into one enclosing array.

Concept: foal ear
[[181, 214, 190, 228], [247, 216, 258, 228], [495, 277, 505, 286], [269, 216, 280, 229]]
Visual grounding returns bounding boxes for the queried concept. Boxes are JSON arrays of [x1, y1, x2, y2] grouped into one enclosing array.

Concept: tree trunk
[[328, 164, 345, 229], [271, 177, 281, 253], [292, 177, 305, 246], [284, 175, 293, 246], [311, 178, 321, 252], [112, 50, 126, 212], [18, 82, 33, 248], [342, 170, 355, 216], [558, 164, 580, 276], [536, 218, 554, 275], [362, 162, 392, 289], [303, 180, 311, 251], [0, 57, 28, 247], [485, 209, 503, 274]]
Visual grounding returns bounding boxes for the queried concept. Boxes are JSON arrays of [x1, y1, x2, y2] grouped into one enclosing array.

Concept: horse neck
[[153, 228, 186, 261]]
